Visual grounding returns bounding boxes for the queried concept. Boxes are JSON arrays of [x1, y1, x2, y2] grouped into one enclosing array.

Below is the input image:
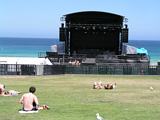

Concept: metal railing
[[0, 64, 36, 75], [0, 64, 160, 75]]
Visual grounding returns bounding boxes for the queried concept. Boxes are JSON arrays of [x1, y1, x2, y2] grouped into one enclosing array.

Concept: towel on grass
[[19, 110, 38, 114]]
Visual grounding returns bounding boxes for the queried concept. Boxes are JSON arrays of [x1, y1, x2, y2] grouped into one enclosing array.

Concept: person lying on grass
[[19, 86, 49, 111], [0, 83, 21, 96], [104, 83, 116, 89], [93, 81, 103, 89], [0, 83, 5, 96], [4, 90, 21, 96], [93, 81, 116, 90]]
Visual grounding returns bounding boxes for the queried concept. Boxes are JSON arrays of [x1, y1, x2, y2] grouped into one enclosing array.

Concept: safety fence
[[0, 64, 160, 75]]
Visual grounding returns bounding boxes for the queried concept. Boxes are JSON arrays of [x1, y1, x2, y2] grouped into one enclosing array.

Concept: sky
[[0, 0, 160, 40]]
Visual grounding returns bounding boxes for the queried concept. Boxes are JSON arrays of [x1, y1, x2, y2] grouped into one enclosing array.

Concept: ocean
[[0, 38, 59, 57], [129, 40, 160, 64], [0, 38, 159, 64]]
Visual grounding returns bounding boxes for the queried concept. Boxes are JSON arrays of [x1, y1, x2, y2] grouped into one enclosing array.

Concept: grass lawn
[[0, 75, 160, 120]]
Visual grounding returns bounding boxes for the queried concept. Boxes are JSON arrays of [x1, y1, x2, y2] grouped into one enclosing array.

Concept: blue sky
[[0, 0, 160, 40]]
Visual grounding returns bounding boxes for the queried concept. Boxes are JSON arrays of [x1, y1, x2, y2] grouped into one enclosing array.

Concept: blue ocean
[[129, 40, 160, 64], [0, 38, 59, 57], [0, 38, 160, 64]]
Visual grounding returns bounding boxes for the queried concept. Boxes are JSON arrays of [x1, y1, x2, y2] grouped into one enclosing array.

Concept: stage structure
[[59, 11, 128, 56], [45, 11, 149, 67]]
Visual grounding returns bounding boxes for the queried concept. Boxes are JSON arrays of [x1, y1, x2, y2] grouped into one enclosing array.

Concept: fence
[[65, 64, 151, 75], [0, 64, 160, 75], [0, 64, 36, 75]]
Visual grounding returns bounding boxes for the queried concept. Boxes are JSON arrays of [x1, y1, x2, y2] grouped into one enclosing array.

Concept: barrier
[[0, 64, 159, 75]]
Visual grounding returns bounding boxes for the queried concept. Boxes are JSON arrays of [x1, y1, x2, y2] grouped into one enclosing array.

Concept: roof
[[0, 57, 52, 65], [64, 11, 124, 24]]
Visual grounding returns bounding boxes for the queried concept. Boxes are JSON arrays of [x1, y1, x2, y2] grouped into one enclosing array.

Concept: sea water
[[129, 40, 160, 64], [0, 37, 59, 57], [0, 38, 159, 64]]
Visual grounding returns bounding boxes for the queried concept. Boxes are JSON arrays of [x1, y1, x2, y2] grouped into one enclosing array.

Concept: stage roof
[[63, 11, 124, 24]]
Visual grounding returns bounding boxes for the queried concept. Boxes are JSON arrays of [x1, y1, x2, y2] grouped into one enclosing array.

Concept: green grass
[[0, 75, 160, 120]]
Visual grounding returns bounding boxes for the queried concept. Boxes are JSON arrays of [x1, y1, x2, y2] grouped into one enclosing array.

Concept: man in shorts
[[19, 86, 39, 111]]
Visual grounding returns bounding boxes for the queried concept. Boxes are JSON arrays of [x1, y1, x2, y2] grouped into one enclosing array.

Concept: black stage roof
[[63, 11, 124, 25]]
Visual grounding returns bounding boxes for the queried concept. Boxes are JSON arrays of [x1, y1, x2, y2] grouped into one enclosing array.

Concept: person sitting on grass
[[19, 86, 39, 111], [19, 86, 49, 111]]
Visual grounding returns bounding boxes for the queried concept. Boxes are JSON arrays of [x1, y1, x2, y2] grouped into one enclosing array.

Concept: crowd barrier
[[0, 64, 160, 75]]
